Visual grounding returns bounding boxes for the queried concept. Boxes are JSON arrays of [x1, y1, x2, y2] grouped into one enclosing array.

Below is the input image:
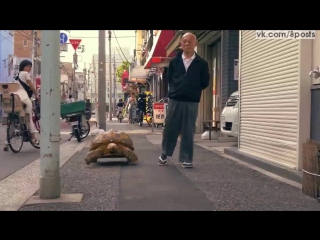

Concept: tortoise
[[85, 129, 138, 165]]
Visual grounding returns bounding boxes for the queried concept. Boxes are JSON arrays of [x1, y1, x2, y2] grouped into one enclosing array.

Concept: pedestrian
[[65, 94, 75, 103], [127, 92, 137, 123], [158, 32, 210, 168]]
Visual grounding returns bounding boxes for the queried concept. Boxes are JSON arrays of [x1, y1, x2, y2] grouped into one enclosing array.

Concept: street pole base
[[39, 176, 61, 199]]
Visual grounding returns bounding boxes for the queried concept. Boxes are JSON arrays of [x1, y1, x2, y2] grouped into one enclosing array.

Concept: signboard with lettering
[[60, 43, 68, 52], [153, 102, 165, 124]]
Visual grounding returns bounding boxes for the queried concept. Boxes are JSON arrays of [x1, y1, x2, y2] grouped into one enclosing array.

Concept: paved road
[[0, 119, 94, 181], [19, 121, 320, 211]]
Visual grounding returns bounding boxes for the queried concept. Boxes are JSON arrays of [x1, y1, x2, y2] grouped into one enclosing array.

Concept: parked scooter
[[66, 113, 90, 142]]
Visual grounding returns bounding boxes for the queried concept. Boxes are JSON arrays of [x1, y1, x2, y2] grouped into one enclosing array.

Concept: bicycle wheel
[[74, 128, 81, 142], [146, 113, 152, 126], [80, 121, 90, 139], [6, 115, 23, 153], [32, 109, 40, 133]]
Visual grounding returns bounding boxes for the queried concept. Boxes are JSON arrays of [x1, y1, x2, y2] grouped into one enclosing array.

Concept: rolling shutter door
[[239, 30, 299, 169]]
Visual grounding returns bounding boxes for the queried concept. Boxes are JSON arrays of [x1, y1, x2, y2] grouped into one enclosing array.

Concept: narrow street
[[17, 120, 320, 211]]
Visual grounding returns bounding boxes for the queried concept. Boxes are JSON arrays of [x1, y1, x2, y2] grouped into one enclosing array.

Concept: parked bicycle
[[65, 113, 90, 142], [31, 97, 40, 133], [61, 101, 90, 143]]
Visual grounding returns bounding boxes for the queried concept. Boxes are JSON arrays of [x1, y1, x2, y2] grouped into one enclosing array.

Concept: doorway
[[209, 40, 221, 126]]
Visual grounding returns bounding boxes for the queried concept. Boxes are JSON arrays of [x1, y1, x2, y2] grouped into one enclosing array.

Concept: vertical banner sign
[[153, 102, 165, 124], [69, 39, 82, 51], [234, 59, 239, 80]]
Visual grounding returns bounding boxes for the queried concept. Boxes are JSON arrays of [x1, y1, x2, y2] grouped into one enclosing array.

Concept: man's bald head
[[182, 32, 197, 41], [180, 32, 197, 55]]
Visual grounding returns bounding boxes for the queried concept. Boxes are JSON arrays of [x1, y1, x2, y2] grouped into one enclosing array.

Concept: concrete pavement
[[0, 120, 74, 181], [18, 121, 320, 211], [0, 119, 96, 181]]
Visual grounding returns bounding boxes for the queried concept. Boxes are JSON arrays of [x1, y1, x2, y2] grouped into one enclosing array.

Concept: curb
[[0, 127, 95, 211], [195, 144, 302, 189]]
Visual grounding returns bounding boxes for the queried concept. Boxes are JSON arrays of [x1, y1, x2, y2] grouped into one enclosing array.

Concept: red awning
[[121, 70, 129, 87], [144, 30, 175, 69]]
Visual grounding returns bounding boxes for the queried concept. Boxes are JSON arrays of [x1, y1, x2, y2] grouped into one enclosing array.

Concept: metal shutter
[[239, 30, 299, 169]]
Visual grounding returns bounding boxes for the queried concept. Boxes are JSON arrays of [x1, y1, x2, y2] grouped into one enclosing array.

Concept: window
[[23, 40, 28, 47]]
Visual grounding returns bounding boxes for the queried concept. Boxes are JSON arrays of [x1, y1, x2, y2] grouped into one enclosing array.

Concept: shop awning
[[129, 66, 148, 83], [150, 57, 173, 68], [144, 30, 175, 69]]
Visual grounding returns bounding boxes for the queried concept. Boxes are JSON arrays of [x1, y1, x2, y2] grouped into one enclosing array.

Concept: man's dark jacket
[[167, 52, 210, 102]]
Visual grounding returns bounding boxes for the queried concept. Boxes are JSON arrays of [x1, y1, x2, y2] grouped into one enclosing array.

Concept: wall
[[135, 30, 144, 66], [221, 30, 239, 106], [14, 30, 32, 58], [0, 30, 14, 83], [14, 30, 42, 58]]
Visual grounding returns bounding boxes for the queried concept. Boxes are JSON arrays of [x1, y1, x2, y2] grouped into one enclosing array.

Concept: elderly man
[[159, 32, 210, 168]]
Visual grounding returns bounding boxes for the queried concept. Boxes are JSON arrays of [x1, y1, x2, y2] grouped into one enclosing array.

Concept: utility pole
[[113, 53, 117, 117], [73, 52, 78, 99], [88, 68, 93, 102], [83, 62, 87, 100], [98, 30, 106, 130], [108, 31, 112, 121], [39, 30, 61, 199], [32, 30, 38, 86]]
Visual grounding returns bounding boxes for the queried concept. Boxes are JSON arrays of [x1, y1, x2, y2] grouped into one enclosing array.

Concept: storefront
[[144, 30, 175, 101], [128, 65, 149, 98], [236, 30, 312, 170]]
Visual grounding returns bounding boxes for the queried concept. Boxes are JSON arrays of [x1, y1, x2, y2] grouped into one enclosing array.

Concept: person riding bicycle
[[116, 99, 124, 118], [65, 94, 75, 103], [13, 60, 40, 145], [85, 99, 92, 120]]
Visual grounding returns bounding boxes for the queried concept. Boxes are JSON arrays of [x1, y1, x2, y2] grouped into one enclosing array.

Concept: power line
[[112, 30, 129, 63], [67, 36, 135, 39], [115, 47, 124, 62]]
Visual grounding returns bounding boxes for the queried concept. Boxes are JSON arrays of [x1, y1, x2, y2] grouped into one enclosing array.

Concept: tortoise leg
[[118, 145, 138, 165], [85, 148, 103, 165]]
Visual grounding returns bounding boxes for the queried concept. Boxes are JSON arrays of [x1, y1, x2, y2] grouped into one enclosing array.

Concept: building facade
[[13, 30, 42, 79], [92, 48, 131, 105], [233, 30, 313, 170], [134, 30, 144, 66], [138, 30, 175, 101], [0, 30, 14, 83]]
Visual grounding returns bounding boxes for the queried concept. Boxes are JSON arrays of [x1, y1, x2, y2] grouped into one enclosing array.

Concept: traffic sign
[[60, 33, 68, 44], [69, 39, 82, 51], [60, 43, 68, 52]]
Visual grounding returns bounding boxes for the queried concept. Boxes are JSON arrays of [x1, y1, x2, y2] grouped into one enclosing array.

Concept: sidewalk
[[19, 121, 320, 211]]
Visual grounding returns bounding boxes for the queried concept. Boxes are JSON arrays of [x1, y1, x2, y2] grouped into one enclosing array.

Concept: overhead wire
[[116, 47, 124, 62], [68, 36, 135, 39], [112, 30, 129, 63]]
